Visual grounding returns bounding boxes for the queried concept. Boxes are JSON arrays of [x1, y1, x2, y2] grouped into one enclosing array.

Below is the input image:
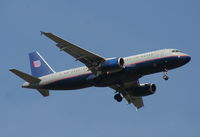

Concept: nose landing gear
[[163, 69, 169, 80]]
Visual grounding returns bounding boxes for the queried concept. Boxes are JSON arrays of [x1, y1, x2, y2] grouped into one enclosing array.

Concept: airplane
[[10, 32, 191, 109]]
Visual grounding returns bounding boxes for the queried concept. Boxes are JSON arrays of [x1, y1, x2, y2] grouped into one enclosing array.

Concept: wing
[[41, 32, 105, 74], [110, 81, 144, 110], [128, 96, 144, 110]]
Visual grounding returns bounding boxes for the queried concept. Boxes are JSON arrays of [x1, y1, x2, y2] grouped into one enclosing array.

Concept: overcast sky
[[1, 0, 199, 137]]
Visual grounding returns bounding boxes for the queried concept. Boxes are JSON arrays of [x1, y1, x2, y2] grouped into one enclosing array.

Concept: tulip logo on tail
[[33, 60, 41, 68]]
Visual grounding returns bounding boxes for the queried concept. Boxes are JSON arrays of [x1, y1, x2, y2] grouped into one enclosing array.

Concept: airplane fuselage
[[23, 49, 191, 90], [9, 31, 191, 109]]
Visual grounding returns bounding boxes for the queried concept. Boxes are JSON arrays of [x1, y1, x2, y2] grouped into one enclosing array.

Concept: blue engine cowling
[[130, 83, 156, 96], [99, 57, 124, 73]]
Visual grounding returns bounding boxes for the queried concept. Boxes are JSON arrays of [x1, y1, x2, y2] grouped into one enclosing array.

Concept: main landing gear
[[163, 69, 169, 80], [114, 93, 123, 102]]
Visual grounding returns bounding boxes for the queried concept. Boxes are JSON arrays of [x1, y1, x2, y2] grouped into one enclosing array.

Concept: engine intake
[[99, 57, 124, 73], [130, 83, 156, 97]]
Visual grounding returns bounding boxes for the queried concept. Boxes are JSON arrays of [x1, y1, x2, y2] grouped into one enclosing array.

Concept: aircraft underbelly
[[42, 74, 92, 90], [92, 70, 140, 87]]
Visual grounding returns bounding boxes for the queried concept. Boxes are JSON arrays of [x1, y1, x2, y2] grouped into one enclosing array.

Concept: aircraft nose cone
[[180, 55, 191, 64], [184, 55, 191, 63]]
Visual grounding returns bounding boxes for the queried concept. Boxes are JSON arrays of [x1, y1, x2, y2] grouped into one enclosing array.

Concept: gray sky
[[1, 0, 199, 137]]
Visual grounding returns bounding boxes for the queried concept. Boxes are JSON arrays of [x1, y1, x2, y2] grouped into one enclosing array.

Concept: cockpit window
[[172, 50, 182, 53]]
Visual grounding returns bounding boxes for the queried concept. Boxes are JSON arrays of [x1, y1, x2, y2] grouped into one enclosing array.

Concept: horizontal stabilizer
[[10, 69, 41, 83], [37, 89, 49, 97]]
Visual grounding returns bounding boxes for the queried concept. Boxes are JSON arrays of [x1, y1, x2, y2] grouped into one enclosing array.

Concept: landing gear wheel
[[163, 69, 169, 80], [163, 75, 169, 80], [114, 94, 123, 102]]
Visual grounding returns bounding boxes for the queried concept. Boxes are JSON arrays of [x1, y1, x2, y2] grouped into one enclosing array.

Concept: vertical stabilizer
[[29, 52, 55, 77]]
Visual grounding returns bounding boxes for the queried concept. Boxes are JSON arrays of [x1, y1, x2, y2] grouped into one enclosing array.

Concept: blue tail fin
[[29, 51, 55, 77]]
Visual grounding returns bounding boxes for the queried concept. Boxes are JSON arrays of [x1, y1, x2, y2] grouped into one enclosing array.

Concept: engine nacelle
[[131, 83, 156, 96], [99, 57, 124, 73]]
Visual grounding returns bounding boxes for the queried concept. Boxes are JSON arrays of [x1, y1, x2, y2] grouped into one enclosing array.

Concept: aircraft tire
[[163, 75, 169, 80], [114, 94, 123, 102]]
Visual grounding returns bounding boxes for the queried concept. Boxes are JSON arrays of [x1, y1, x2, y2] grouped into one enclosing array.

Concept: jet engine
[[130, 83, 156, 96], [98, 57, 124, 73]]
